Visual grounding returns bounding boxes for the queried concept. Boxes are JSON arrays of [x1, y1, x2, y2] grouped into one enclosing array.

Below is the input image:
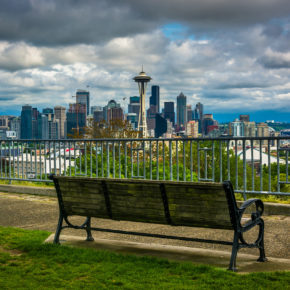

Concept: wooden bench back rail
[[54, 177, 235, 230], [50, 176, 267, 272]]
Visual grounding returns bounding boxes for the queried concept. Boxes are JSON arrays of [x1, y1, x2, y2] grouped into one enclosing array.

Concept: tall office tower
[[93, 108, 104, 123], [49, 120, 59, 139], [177, 92, 187, 130], [54, 106, 66, 139], [186, 105, 193, 122], [107, 101, 124, 122], [146, 105, 157, 130], [128, 96, 140, 124], [103, 100, 123, 122], [127, 113, 138, 130], [164, 102, 175, 125], [155, 114, 167, 138], [31, 108, 40, 139], [10, 117, 21, 139], [229, 118, 244, 137], [150, 85, 160, 113], [42, 108, 54, 121], [66, 103, 87, 136], [202, 114, 215, 136], [76, 89, 90, 116], [37, 114, 49, 139], [194, 102, 204, 134], [239, 114, 250, 122], [20, 105, 33, 139], [133, 69, 152, 138]]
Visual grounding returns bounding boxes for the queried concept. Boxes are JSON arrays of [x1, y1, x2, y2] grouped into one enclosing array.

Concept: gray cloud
[[1, 0, 290, 45]]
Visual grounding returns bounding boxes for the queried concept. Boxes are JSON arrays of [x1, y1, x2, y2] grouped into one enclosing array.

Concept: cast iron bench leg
[[85, 217, 94, 241], [257, 220, 267, 262], [54, 213, 63, 244], [228, 232, 239, 271]]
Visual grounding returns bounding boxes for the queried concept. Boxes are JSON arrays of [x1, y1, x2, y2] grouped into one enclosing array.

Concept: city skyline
[[0, 1, 290, 122]]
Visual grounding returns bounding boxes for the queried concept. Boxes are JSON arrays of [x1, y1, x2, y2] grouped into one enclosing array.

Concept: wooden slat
[[55, 177, 234, 230]]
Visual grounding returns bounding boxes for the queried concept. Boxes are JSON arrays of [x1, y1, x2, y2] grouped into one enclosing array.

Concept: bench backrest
[[53, 177, 236, 230]]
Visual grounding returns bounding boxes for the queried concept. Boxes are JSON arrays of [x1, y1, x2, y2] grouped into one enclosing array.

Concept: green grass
[[0, 227, 289, 289], [0, 179, 53, 187]]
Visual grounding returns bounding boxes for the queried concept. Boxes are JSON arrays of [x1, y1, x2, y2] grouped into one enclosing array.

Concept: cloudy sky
[[0, 0, 290, 122]]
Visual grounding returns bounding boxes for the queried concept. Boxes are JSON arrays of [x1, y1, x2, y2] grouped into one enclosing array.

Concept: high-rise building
[[164, 102, 175, 125], [37, 114, 49, 139], [76, 89, 90, 116], [186, 105, 193, 122], [194, 102, 203, 134], [244, 121, 256, 137], [186, 120, 199, 137], [150, 85, 160, 113], [10, 117, 21, 139], [93, 108, 104, 123], [146, 105, 157, 130], [177, 92, 187, 130], [229, 119, 244, 137], [21, 105, 33, 139], [202, 114, 216, 136], [66, 103, 86, 136], [257, 122, 269, 145], [128, 96, 140, 126], [127, 113, 138, 130], [54, 106, 66, 139], [155, 113, 167, 138]]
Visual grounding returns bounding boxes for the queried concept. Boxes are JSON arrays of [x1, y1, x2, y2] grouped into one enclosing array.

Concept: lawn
[[0, 227, 289, 289]]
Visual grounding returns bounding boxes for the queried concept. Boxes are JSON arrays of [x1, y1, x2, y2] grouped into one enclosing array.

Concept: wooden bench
[[50, 175, 267, 271]]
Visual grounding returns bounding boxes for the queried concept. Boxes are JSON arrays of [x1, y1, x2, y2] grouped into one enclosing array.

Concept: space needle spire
[[133, 67, 152, 138]]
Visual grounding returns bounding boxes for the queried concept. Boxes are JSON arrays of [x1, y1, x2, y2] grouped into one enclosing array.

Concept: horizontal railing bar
[[235, 190, 290, 196]]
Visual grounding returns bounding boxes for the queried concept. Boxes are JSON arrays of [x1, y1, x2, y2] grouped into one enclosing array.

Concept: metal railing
[[0, 136, 289, 198]]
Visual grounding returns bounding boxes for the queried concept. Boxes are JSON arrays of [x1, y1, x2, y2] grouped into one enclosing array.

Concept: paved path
[[1, 192, 289, 272]]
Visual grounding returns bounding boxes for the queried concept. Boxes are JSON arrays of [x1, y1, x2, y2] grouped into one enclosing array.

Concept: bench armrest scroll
[[239, 198, 264, 221]]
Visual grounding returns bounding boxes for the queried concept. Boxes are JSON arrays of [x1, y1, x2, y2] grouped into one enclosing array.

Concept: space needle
[[133, 67, 152, 138]]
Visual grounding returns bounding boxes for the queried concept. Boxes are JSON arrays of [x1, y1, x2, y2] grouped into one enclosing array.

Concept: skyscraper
[[37, 114, 49, 139], [194, 102, 204, 134], [66, 103, 86, 136], [128, 96, 140, 124], [177, 92, 187, 129], [54, 106, 66, 139], [76, 89, 90, 116], [150, 85, 160, 113], [20, 105, 33, 139], [164, 102, 175, 125], [155, 113, 167, 138]]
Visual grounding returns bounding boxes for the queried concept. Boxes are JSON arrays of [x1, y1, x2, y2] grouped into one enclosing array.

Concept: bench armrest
[[238, 199, 264, 231]]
